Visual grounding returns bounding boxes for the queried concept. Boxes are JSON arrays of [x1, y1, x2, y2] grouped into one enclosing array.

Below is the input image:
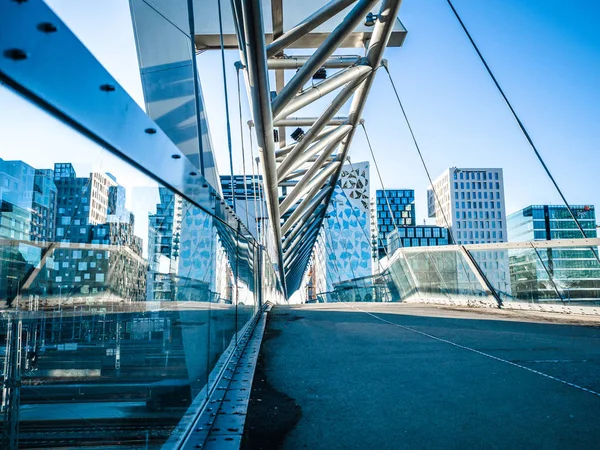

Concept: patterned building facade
[[324, 162, 372, 291]]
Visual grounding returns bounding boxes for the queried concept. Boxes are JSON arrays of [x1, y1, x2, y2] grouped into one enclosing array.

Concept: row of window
[[56, 273, 104, 283], [454, 181, 500, 190], [376, 196, 413, 206], [455, 191, 501, 200], [378, 218, 413, 228], [455, 201, 502, 210], [378, 210, 412, 219], [399, 237, 448, 247], [376, 190, 414, 198], [453, 171, 499, 181], [394, 227, 446, 238], [458, 239, 503, 245], [456, 210, 500, 220], [456, 230, 503, 239]]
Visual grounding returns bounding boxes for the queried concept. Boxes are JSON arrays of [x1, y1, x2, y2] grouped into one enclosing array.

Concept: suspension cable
[[217, 0, 236, 212], [445, 0, 592, 245], [247, 121, 267, 247], [361, 121, 466, 299], [244, 120, 260, 240], [376, 70, 455, 243], [235, 64, 252, 230], [381, 66, 507, 299]]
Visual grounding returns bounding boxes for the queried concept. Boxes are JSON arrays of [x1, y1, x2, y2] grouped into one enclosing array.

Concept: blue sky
[[1, 0, 599, 237]]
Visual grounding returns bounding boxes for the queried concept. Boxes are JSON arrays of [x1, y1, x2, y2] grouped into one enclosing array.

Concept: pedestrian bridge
[[1, 1, 599, 448]]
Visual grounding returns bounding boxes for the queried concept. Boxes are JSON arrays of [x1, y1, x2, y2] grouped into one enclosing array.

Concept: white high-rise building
[[428, 167, 510, 293]]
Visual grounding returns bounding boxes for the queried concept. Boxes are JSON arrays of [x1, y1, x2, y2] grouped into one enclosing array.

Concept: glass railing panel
[[0, 82, 279, 448], [504, 245, 600, 306], [402, 248, 489, 304], [386, 252, 417, 300], [235, 235, 258, 334]]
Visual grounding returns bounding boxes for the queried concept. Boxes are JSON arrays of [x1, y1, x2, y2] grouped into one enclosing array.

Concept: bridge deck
[[244, 303, 600, 449]]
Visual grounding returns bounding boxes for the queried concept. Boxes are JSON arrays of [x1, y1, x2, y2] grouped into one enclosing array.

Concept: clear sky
[[1, 0, 599, 241]]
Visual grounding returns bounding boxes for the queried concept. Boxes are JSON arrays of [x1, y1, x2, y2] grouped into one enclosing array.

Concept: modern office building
[[49, 166, 145, 300], [324, 162, 372, 291], [507, 204, 600, 303], [53, 163, 118, 242], [0, 160, 58, 302], [0, 161, 146, 301], [147, 187, 184, 300], [220, 175, 266, 240], [428, 167, 509, 292], [386, 225, 450, 255], [375, 189, 415, 258], [0, 159, 57, 243]]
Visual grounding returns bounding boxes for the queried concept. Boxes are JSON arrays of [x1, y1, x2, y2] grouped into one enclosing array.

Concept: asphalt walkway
[[245, 303, 600, 449]]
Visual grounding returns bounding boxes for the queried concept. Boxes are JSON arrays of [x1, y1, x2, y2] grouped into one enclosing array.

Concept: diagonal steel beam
[[274, 117, 348, 127], [275, 69, 370, 174], [282, 185, 333, 235], [280, 158, 341, 215], [278, 124, 351, 181], [271, 0, 379, 117], [275, 128, 333, 159], [274, 63, 372, 120], [266, 0, 358, 58], [283, 204, 327, 248], [267, 55, 361, 70]]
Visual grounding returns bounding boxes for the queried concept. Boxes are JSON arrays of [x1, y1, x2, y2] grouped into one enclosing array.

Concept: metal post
[[234, 0, 287, 293]]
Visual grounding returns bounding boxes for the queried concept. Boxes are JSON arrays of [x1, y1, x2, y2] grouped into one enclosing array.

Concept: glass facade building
[[386, 225, 450, 255], [375, 189, 415, 258], [507, 205, 600, 302]]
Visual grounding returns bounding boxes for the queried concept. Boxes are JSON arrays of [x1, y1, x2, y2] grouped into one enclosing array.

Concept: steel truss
[[231, 0, 404, 293]]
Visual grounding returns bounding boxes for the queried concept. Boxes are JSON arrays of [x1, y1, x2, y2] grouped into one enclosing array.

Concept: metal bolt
[[12, 0, 28, 4], [37, 22, 57, 33], [171, 154, 181, 159], [145, 128, 157, 134], [4, 49, 27, 61], [190, 171, 198, 176], [100, 84, 115, 92]]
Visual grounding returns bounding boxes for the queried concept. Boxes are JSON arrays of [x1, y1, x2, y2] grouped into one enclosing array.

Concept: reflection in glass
[[0, 85, 282, 448]]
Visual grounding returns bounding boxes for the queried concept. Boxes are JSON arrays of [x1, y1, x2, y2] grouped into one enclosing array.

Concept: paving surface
[[250, 303, 600, 449]]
